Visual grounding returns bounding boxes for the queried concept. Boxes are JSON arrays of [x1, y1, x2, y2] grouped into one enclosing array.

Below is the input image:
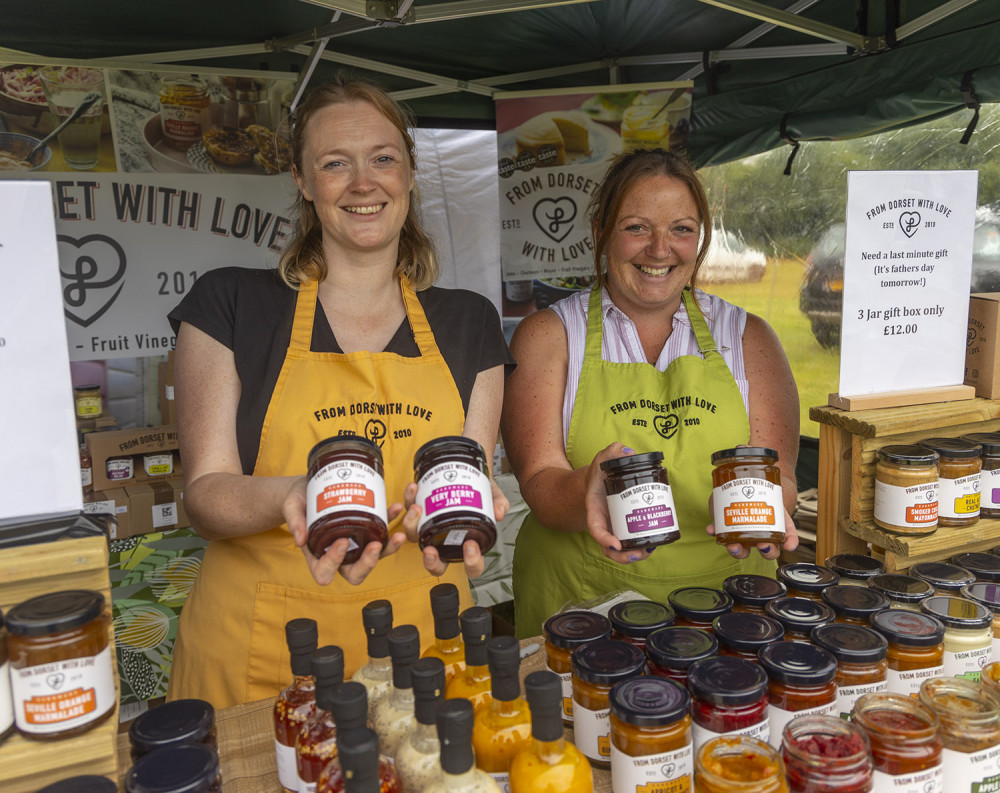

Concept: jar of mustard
[[73, 385, 102, 418], [873, 445, 939, 534], [920, 436, 982, 527], [919, 595, 993, 681], [964, 431, 1000, 518], [962, 582, 1000, 658]]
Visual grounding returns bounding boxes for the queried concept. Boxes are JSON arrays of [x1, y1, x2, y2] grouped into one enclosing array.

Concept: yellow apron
[[169, 277, 473, 708]]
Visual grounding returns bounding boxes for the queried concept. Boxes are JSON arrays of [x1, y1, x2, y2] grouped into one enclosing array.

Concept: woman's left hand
[[705, 502, 799, 561]]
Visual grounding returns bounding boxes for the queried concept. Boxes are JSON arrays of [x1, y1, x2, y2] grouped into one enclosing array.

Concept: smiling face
[[603, 173, 702, 317], [292, 100, 414, 262]]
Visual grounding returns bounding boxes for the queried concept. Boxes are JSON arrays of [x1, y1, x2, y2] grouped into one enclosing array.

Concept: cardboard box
[[86, 425, 178, 491], [83, 487, 131, 539], [125, 479, 189, 537], [158, 351, 176, 425], [966, 293, 1000, 398]]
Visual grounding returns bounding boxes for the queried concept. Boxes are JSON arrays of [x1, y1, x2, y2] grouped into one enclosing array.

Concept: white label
[[11, 644, 116, 734], [0, 660, 12, 734], [83, 499, 114, 515], [306, 459, 387, 529], [874, 479, 938, 529], [939, 473, 981, 519], [81, 465, 93, 487], [106, 457, 134, 480], [712, 477, 785, 536], [607, 482, 680, 541], [165, 384, 175, 400], [546, 660, 573, 722], [443, 529, 468, 546], [871, 764, 942, 793], [573, 699, 610, 762], [836, 679, 887, 719], [143, 453, 174, 476], [691, 717, 770, 752], [489, 771, 511, 793], [768, 700, 839, 747], [610, 741, 693, 793], [983, 467, 1000, 510], [994, 635, 1000, 659], [886, 665, 945, 697], [299, 777, 316, 793], [942, 744, 1000, 792], [942, 644, 991, 681], [152, 501, 178, 528], [275, 738, 299, 791], [416, 461, 494, 530]]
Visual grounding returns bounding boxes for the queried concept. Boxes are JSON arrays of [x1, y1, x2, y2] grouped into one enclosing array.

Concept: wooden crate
[[0, 534, 118, 793], [810, 398, 1000, 571]]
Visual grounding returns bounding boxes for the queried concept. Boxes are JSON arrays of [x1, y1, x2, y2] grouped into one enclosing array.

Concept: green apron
[[512, 286, 775, 637]]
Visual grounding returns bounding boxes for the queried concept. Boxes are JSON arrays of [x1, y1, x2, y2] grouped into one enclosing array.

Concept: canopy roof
[[4, 0, 999, 165]]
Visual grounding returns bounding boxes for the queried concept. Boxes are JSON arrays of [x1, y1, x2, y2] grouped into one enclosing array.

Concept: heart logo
[[654, 414, 680, 439], [444, 471, 458, 482], [46, 673, 66, 690], [742, 486, 755, 499], [58, 234, 127, 328], [899, 212, 921, 238], [337, 468, 351, 480], [532, 198, 577, 243], [365, 419, 386, 447], [642, 492, 654, 504]]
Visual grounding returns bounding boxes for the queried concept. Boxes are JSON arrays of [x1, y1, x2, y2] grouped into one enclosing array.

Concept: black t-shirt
[[168, 267, 513, 474]]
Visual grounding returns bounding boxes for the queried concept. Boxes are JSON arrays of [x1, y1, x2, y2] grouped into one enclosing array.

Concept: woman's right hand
[[585, 443, 655, 565]]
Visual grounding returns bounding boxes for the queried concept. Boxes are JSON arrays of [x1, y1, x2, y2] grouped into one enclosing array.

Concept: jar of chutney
[[964, 431, 1000, 518], [920, 436, 982, 527]]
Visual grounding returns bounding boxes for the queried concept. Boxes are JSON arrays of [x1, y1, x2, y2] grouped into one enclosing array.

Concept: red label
[[905, 502, 938, 522]]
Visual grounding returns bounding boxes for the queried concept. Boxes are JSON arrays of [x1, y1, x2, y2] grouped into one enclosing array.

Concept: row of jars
[[874, 431, 1000, 534]]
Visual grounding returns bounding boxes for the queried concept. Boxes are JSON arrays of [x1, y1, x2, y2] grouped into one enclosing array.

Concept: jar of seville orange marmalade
[[723, 574, 787, 614], [873, 444, 939, 534], [158, 76, 211, 151], [964, 431, 1000, 518], [543, 610, 611, 726], [305, 436, 388, 564], [694, 735, 788, 793], [710, 447, 785, 546], [600, 451, 681, 551], [920, 436, 982, 527]]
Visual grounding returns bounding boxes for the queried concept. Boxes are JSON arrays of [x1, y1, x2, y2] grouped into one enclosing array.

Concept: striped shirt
[[550, 287, 750, 444]]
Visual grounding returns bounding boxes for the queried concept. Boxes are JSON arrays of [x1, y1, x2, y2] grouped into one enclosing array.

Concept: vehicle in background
[[699, 228, 767, 284]]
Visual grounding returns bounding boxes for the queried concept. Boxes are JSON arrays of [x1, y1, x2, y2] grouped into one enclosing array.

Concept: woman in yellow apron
[[166, 79, 510, 707], [503, 149, 800, 638]]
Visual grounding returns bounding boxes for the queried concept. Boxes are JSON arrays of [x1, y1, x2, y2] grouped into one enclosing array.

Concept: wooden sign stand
[[828, 384, 976, 412]]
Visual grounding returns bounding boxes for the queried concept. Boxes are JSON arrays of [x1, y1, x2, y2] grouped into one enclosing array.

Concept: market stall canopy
[[3, 0, 999, 165]]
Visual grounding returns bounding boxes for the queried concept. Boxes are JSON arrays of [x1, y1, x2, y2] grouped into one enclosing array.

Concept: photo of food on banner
[[495, 84, 693, 326]]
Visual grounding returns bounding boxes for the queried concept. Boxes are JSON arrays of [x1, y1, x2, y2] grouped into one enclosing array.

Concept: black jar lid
[[413, 435, 485, 466], [961, 582, 1000, 614], [129, 699, 215, 755], [910, 562, 976, 592], [953, 553, 1000, 583], [764, 597, 836, 634], [644, 626, 718, 669], [74, 384, 101, 392], [713, 612, 784, 651], [777, 563, 840, 593], [919, 595, 993, 629], [571, 639, 646, 685], [125, 744, 220, 793], [668, 587, 733, 622], [609, 676, 690, 728], [544, 610, 612, 649], [877, 444, 939, 466], [868, 573, 935, 603], [599, 451, 664, 473], [608, 599, 675, 638], [822, 585, 890, 619], [920, 436, 983, 459], [6, 590, 104, 636], [710, 446, 778, 464], [307, 434, 381, 462], [38, 777, 118, 793], [810, 623, 888, 664], [824, 554, 885, 582], [686, 656, 768, 706], [870, 609, 945, 646], [963, 432, 1000, 455], [723, 574, 787, 607], [758, 641, 838, 686]]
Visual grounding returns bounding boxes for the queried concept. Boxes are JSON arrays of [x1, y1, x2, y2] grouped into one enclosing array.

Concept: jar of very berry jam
[[867, 573, 934, 611], [920, 436, 982, 527], [852, 692, 942, 792], [543, 610, 611, 726], [824, 554, 884, 587], [608, 599, 674, 649], [964, 431, 1000, 518], [644, 626, 718, 687], [758, 641, 839, 743], [668, 587, 733, 631], [869, 609, 945, 697], [723, 574, 787, 615], [710, 447, 785, 547], [776, 563, 839, 602], [694, 735, 788, 793], [781, 714, 873, 793], [810, 623, 888, 720], [910, 561, 976, 595], [686, 655, 770, 750], [821, 584, 889, 625], [713, 612, 784, 662], [600, 452, 681, 551], [764, 597, 835, 642]]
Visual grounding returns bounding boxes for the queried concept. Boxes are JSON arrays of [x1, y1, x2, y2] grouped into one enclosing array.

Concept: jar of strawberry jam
[[686, 656, 770, 750], [644, 626, 718, 687], [851, 692, 942, 792], [723, 574, 787, 615], [781, 714, 873, 793]]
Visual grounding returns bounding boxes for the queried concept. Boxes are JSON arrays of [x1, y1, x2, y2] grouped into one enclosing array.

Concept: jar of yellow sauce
[[920, 437, 982, 527], [159, 76, 212, 151], [962, 582, 1000, 660], [873, 445, 939, 534], [919, 595, 993, 681]]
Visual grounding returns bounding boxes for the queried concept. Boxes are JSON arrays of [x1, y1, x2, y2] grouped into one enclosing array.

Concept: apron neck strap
[[584, 284, 605, 359], [289, 279, 319, 351], [682, 288, 720, 356], [399, 276, 436, 357]]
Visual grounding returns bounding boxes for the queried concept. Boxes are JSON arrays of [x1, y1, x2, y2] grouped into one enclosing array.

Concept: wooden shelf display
[[810, 397, 1000, 572]]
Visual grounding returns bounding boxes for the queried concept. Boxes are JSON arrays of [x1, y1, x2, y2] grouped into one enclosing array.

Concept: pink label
[[425, 485, 484, 515], [625, 505, 675, 534]]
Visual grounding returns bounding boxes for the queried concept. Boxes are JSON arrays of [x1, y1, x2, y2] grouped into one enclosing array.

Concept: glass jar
[[686, 656, 770, 750], [910, 560, 976, 595], [644, 626, 718, 686], [570, 639, 645, 767], [776, 563, 840, 602], [6, 590, 115, 739], [38, 778, 118, 793], [920, 436, 982, 527], [158, 76, 212, 151], [824, 553, 885, 587], [305, 436, 388, 564], [919, 595, 993, 681], [764, 597, 835, 642], [129, 699, 216, 761], [694, 735, 788, 793], [73, 384, 102, 418], [609, 676, 692, 793], [668, 587, 733, 631], [608, 599, 674, 648], [0, 610, 12, 744], [723, 574, 787, 614], [713, 612, 784, 662], [781, 714, 873, 793], [964, 431, 1000, 518], [821, 584, 889, 625], [413, 436, 497, 560], [811, 623, 888, 720], [852, 692, 942, 792], [125, 743, 222, 793], [954, 552, 1000, 583], [143, 452, 174, 477], [600, 451, 681, 550], [710, 447, 785, 546], [758, 641, 839, 743], [543, 610, 611, 725], [869, 609, 945, 696], [106, 454, 134, 482], [983, 660, 1000, 701], [867, 573, 934, 611], [873, 445, 939, 534], [919, 676, 1000, 793], [962, 582, 1000, 659]]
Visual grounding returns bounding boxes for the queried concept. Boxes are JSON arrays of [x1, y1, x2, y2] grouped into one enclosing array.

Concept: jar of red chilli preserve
[[781, 714, 873, 793], [810, 623, 888, 720], [607, 599, 674, 648], [712, 612, 784, 662], [764, 597, 835, 642], [686, 655, 770, 750], [667, 587, 732, 631], [776, 563, 839, 602], [821, 584, 889, 625], [758, 641, 839, 745], [644, 626, 718, 686], [723, 574, 787, 614], [851, 691, 942, 792], [543, 610, 611, 726]]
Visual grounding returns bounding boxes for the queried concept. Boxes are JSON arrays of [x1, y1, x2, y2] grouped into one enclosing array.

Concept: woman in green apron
[[503, 149, 800, 638]]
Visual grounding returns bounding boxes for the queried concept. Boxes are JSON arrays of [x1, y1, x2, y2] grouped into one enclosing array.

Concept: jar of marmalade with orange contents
[[543, 610, 611, 726], [710, 447, 785, 547], [869, 609, 945, 697], [694, 735, 788, 793]]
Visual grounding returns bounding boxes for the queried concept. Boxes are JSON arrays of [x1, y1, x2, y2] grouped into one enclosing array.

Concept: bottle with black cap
[[444, 607, 492, 711], [317, 726, 402, 793], [353, 600, 394, 717], [373, 624, 421, 757], [425, 698, 501, 793], [275, 618, 319, 793], [473, 636, 531, 788], [421, 584, 467, 684], [295, 645, 346, 793], [397, 657, 447, 793]]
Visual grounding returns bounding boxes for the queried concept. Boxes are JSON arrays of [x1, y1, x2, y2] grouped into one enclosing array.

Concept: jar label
[[143, 453, 174, 476], [942, 643, 991, 681], [81, 465, 93, 487], [994, 636, 1000, 659], [416, 461, 494, 529], [885, 664, 944, 697], [712, 477, 785, 535], [983, 467, 1000, 509], [768, 700, 839, 747], [300, 776, 317, 793], [0, 660, 12, 734], [160, 104, 211, 144], [107, 457, 134, 480], [690, 717, 769, 752], [306, 459, 387, 525], [488, 771, 511, 793], [275, 738, 298, 791], [606, 482, 679, 540], [942, 744, 1000, 793], [871, 765, 942, 793], [75, 395, 101, 416], [938, 473, 981, 518], [836, 679, 887, 719], [443, 529, 468, 546], [573, 699, 611, 762], [545, 661, 573, 721], [610, 741, 692, 793], [11, 644, 115, 734], [874, 479, 938, 528]]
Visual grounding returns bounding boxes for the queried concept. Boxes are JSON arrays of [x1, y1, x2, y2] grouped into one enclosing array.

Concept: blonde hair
[[278, 77, 438, 290]]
